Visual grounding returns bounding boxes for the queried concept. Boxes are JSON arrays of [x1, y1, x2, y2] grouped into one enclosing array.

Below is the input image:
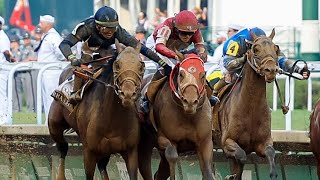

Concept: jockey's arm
[[154, 25, 177, 60], [223, 55, 245, 72], [59, 23, 89, 62], [278, 52, 310, 79], [116, 26, 167, 66]]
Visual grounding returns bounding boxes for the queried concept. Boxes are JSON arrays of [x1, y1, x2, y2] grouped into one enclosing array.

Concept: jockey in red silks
[[141, 10, 209, 114]]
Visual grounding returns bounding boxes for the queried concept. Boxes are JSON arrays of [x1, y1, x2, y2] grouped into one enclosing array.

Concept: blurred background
[[0, 0, 319, 60]]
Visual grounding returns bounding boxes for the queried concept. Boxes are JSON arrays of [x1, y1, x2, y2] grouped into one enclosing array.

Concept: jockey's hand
[[163, 64, 172, 77], [71, 58, 81, 67], [198, 52, 207, 62], [68, 54, 81, 67], [300, 65, 310, 79]]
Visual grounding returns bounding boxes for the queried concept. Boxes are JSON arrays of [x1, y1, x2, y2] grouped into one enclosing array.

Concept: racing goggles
[[178, 30, 195, 36], [97, 25, 117, 33]]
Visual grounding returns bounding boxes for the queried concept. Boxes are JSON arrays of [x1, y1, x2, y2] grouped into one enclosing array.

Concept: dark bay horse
[[310, 98, 320, 179], [139, 54, 214, 180], [217, 29, 279, 179], [48, 41, 145, 180]]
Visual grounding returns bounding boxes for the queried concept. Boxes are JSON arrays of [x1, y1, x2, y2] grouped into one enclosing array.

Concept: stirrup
[[209, 95, 220, 106]]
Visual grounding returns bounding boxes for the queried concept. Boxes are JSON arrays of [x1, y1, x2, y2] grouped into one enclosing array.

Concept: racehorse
[[138, 53, 214, 180], [310, 98, 320, 179], [216, 29, 279, 179], [48, 40, 145, 180]]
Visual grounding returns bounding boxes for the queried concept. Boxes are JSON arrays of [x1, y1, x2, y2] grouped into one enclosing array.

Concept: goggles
[[97, 25, 117, 33], [178, 30, 195, 36]]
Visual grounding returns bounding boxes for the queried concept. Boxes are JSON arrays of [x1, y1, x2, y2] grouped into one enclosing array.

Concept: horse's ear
[[250, 30, 258, 41], [174, 49, 185, 61], [115, 39, 124, 54], [135, 41, 141, 53], [269, 28, 276, 40]]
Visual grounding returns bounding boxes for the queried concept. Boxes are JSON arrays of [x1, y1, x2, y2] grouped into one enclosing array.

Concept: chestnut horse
[[48, 41, 145, 180], [310, 98, 320, 179], [139, 53, 214, 180], [217, 29, 279, 179]]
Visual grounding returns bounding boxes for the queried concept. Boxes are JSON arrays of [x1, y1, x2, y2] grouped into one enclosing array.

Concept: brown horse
[[310, 98, 320, 179], [216, 29, 279, 179], [139, 53, 214, 180], [48, 41, 145, 180]]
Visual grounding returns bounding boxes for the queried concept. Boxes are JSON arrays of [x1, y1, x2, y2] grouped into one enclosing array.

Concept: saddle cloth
[[51, 75, 88, 112]]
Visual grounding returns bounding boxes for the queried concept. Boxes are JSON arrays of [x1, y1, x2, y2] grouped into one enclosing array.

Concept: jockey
[[141, 10, 208, 113], [59, 6, 171, 103], [209, 27, 310, 106]]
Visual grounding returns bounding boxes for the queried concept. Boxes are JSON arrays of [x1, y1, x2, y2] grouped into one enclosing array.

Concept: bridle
[[113, 60, 145, 95], [246, 36, 278, 76]]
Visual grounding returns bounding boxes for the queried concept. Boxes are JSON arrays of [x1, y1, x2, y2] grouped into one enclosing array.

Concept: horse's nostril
[[193, 99, 199, 105]]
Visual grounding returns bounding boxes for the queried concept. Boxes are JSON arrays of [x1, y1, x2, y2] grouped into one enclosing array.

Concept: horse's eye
[[179, 70, 185, 80], [253, 45, 260, 54]]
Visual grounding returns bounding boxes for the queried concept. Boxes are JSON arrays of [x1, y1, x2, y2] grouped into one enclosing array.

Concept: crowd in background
[[0, 6, 241, 124]]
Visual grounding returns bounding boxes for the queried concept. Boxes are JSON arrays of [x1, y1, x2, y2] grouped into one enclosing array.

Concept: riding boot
[[141, 70, 165, 114], [69, 76, 83, 104], [209, 78, 227, 106]]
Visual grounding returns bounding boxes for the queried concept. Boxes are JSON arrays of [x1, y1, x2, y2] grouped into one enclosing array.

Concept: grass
[[12, 109, 312, 131], [271, 109, 311, 131]]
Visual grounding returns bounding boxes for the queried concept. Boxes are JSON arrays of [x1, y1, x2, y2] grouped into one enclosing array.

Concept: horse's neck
[[238, 63, 267, 101]]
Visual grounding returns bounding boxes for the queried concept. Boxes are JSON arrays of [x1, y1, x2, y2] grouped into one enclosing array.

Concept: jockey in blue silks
[[209, 27, 310, 106]]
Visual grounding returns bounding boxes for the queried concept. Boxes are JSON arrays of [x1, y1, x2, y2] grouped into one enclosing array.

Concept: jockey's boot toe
[[69, 92, 82, 105], [209, 95, 220, 106]]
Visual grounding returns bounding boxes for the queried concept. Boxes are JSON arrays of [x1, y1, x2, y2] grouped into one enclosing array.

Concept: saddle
[[51, 68, 104, 112]]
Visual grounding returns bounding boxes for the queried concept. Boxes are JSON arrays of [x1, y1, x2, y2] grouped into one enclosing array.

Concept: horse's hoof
[[225, 174, 236, 180]]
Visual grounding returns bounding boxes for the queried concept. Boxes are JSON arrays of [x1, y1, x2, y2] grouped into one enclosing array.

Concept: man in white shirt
[[0, 16, 11, 125], [36, 15, 66, 123]]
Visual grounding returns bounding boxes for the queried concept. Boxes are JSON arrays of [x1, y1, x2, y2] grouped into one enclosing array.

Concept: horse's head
[[171, 53, 206, 114], [247, 28, 279, 83], [113, 40, 145, 107]]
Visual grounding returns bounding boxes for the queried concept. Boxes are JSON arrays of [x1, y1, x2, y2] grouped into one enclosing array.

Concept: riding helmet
[[247, 27, 266, 41], [174, 10, 199, 32], [94, 6, 119, 27]]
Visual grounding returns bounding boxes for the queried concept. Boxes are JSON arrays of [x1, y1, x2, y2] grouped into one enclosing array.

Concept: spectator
[[208, 31, 227, 63], [227, 24, 243, 38], [32, 26, 42, 47], [0, 16, 11, 124], [8, 35, 23, 112], [135, 12, 150, 36], [21, 32, 38, 112], [150, 8, 167, 30], [198, 7, 208, 27], [36, 15, 65, 123]]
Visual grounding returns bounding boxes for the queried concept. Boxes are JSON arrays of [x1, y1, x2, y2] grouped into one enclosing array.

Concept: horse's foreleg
[[123, 146, 138, 180], [83, 148, 97, 180], [158, 136, 176, 180], [97, 156, 110, 180], [223, 138, 246, 179], [155, 151, 170, 180], [48, 102, 69, 180], [138, 125, 155, 180], [256, 143, 277, 180], [197, 136, 214, 180]]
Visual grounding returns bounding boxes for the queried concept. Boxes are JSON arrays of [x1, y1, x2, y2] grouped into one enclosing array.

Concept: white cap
[[0, 16, 4, 25], [40, 15, 55, 23], [216, 31, 227, 39], [228, 24, 243, 31]]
